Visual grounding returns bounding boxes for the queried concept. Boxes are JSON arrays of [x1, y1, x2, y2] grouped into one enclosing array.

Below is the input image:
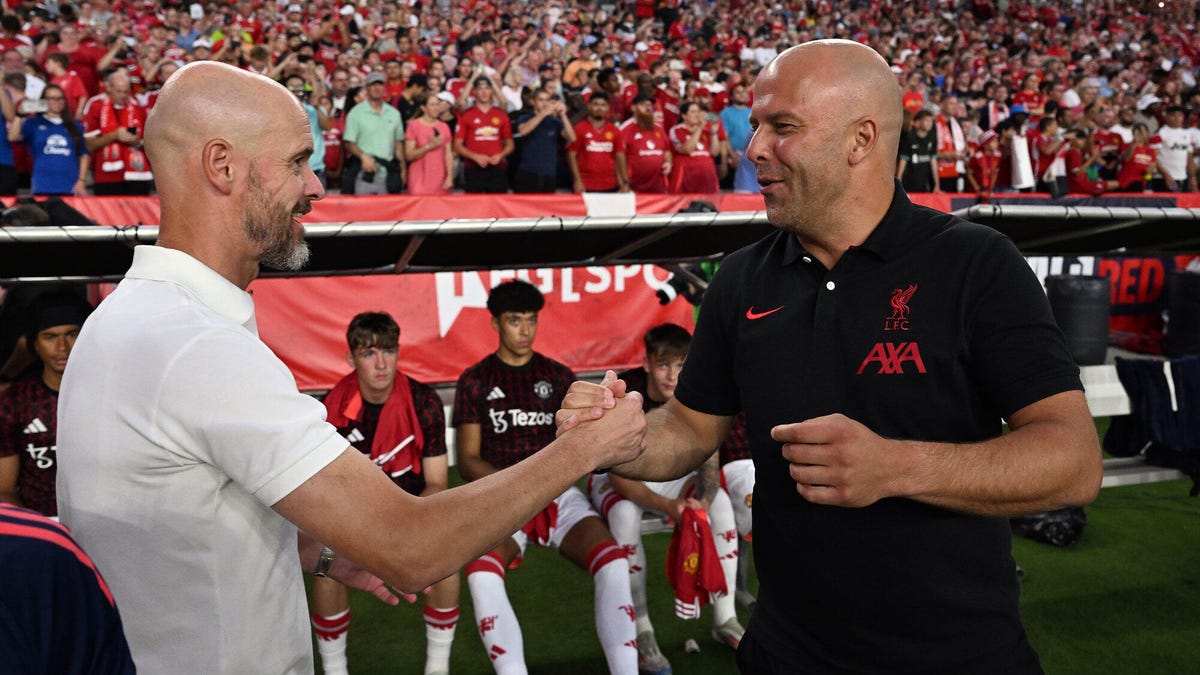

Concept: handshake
[[555, 371, 647, 473]]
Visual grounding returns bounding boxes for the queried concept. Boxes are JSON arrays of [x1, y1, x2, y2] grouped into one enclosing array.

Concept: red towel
[[666, 508, 727, 619], [520, 502, 559, 547], [323, 371, 424, 477]]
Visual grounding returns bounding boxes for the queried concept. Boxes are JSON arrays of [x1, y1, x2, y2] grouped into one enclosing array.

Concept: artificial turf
[[317, 479, 1199, 674]]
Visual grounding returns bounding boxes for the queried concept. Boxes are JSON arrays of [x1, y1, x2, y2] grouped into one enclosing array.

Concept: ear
[[642, 356, 652, 373], [345, 351, 354, 368], [847, 116, 880, 167], [490, 315, 500, 334], [202, 138, 236, 195]]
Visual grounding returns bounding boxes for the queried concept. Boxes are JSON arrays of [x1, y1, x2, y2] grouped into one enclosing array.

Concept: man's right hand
[[555, 370, 629, 435], [557, 372, 646, 471], [115, 128, 138, 144], [361, 155, 377, 173]]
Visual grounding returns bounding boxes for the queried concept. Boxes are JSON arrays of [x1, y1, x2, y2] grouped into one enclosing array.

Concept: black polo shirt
[[675, 184, 1080, 673]]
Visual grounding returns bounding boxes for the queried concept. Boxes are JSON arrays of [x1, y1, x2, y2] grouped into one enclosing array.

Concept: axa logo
[[856, 342, 927, 375], [885, 284, 917, 331]]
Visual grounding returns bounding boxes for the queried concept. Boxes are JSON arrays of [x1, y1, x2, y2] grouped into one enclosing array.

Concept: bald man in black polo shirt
[[560, 40, 1103, 674]]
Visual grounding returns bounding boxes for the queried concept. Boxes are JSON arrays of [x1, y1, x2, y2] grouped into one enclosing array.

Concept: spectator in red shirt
[[1064, 129, 1119, 195], [967, 129, 1002, 202], [42, 24, 104, 97], [453, 75, 513, 193], [83, 69, 151, 195], [620, 93, 672, 194], [567, 92, 628, 193], [668, 99, 723, 194], [1117, 123, 1166, 192], [43, 53, 86, 119]]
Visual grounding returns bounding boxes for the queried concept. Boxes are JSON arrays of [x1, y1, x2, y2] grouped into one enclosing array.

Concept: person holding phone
[[9, 84, 89, 196], [404, 91, 454, 195], [82, 70, 151, 195]]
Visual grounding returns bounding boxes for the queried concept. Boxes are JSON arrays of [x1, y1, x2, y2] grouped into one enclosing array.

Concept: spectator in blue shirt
[[10, 85, 89, 196], [719, 82, 759, 193]]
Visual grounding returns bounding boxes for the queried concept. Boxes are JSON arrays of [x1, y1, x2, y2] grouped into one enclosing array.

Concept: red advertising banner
[[251, 267, 695, 390]]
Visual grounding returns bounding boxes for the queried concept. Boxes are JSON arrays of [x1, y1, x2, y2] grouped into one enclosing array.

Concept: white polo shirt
[[1154, 125, 1194, 180], [57, 245, 347, 674]]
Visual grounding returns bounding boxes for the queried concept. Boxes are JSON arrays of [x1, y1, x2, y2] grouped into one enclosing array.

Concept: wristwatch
[[313, 546, 335, 577]]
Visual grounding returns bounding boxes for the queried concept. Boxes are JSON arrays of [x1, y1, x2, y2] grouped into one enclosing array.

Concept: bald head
[[144, 61, 308, 192], [747, 40, 904, 261], [145, 61, 323, 288], [764, 40, 903, 164]]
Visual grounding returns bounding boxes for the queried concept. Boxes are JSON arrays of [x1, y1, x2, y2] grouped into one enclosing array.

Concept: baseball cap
[[1010, 104, 1028, 116], [364, 71, 386, 85], [435, 91, 456, 105], [1137, 94, 1162, 111], [695, 87, 712, 97], [192, 37, 212, 50], [340, 5, 355, 16], [977, 129, 998, 146], [472, 76, 492, 88], [287, 4, 302, 13]]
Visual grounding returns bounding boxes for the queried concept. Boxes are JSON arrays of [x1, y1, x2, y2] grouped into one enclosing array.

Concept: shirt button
[[826, 281, 836, 291], [803, 256, 812, 263]]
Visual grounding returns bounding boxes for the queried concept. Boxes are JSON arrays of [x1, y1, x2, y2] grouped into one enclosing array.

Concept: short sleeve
[[153, 328, 347, 507], [452, 366, 483, 427], [965, 233, 1082, 417], [413, 381, 447, 458], [674, 258, 743, 416]]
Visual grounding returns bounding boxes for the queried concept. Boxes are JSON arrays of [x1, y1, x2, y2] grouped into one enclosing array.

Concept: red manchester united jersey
[[620, 120, 669, 193], [455, 105, 513, 167], [570, 119, 625, 191]]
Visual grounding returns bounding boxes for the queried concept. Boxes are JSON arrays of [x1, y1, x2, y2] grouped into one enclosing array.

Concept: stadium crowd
[[0, 0, 1195, 198]]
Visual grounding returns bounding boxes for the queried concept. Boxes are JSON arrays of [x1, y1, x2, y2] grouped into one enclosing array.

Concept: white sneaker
[[636, 631, 672, 675], [710, 617, 745, 651]]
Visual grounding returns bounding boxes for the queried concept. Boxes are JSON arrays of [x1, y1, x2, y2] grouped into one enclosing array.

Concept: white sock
[[708, 489, 740, 626], [423, 605, 458, 675], [466, 554, 526, 675], [588, 541, 638, 674], [312, 610, 350, 675], [606, 499, 653, 634]]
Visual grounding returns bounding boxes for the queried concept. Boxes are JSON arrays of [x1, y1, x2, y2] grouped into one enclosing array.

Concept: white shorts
[[588, 473, 696, 518], [510, 485, 599, 555], [721, 459, 755, 536]]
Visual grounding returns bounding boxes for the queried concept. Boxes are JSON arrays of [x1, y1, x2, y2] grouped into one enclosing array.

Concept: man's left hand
[[327, 554, 414, 606], [773, 413, 911, 508]]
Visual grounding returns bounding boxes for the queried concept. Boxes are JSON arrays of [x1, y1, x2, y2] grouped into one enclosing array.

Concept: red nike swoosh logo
[[746, 305, 784, 320]]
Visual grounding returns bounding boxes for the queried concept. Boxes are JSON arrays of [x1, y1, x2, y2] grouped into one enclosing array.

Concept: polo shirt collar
[[125, 245, 257, 333], [855, 179, 919, 262], [780, 181, 918, 267]]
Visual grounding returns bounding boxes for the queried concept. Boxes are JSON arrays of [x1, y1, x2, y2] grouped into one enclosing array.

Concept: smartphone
[[126, 126, 138, 134], [18, 98, 47, 115]]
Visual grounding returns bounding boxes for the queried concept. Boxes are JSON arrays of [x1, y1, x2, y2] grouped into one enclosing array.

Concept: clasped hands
[[554, 370, 647, 472]]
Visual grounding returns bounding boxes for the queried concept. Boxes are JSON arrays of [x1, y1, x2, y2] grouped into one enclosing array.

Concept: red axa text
[[856, 342, 927, 375]]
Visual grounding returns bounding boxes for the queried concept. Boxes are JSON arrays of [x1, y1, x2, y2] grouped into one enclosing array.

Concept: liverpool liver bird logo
[[889, 284, 918, 320]]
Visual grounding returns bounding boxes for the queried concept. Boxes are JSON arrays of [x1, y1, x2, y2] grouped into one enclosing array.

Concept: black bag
[[1011, 507, 1088, 547]]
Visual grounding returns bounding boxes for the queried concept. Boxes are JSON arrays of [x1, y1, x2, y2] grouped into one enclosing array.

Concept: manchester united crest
[[533, 380, 554, 399]]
